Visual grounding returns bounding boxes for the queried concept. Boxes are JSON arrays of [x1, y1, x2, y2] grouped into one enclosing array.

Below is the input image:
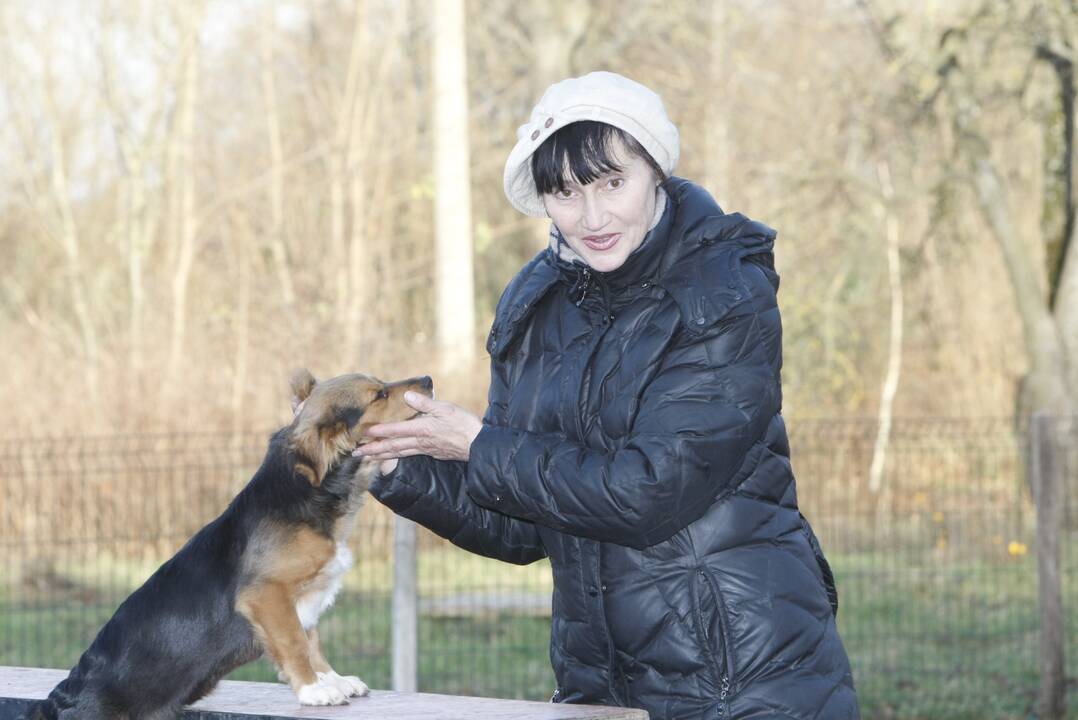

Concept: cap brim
[[503, 108, 678, 218]]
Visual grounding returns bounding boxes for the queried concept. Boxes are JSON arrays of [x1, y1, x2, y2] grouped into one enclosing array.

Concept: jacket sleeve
[[465, 261, 781, 550], [367, 358, 547, 566], [368, 456, 546, 565]]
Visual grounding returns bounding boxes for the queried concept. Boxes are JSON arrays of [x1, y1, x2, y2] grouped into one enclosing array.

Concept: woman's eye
[[608, 177, 624, 189], [557, 189, 573, 199]]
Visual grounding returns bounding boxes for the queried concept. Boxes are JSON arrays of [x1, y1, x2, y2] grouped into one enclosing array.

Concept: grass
[[0, 593, 554, 701], [2, 547, 1076, 718], [835, 553, 1059, 719]]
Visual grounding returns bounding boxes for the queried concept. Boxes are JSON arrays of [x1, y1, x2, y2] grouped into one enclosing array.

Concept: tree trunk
[[230, 211, 252, 434], [869, 160, 904, 495], [43, 83, 101, 412], [260, 12, 297, 318], [328, 0, 368, 368], [971, 156, 1075, 416], [165, 5, 204, 394], [433, 0, 476, 373], [527, 2, 592, 250], [707, 0, 733, 208], [1055, 220, 1078, 397]]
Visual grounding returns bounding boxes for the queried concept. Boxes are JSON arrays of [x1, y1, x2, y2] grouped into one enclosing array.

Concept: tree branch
[[1035, 43, 1075, 309]]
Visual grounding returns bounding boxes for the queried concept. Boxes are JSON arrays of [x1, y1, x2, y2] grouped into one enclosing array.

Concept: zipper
[[572, 268, 592, 306], [690, 569, 728, 699], [718, 674, 731, 718], [701, 569, 738, 710], [569, 307, 614, 444]]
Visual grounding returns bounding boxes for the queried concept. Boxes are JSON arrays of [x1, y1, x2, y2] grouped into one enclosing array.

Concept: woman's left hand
[[354, 392, 483, 464]]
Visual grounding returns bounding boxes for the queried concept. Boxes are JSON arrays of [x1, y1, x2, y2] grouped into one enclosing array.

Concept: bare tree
[[163, 1, 207, 395], [259, 7, 297, 322], [0, 4, 102, 412], [859, 0, 1076, 418], [433, 0, 476, 372], [868, 160, 904, 496]]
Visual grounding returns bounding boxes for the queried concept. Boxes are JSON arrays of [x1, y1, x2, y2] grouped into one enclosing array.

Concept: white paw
[[318, 670, 369, 697], [277, 669, 289, 683], [297, 681, 348, 706]]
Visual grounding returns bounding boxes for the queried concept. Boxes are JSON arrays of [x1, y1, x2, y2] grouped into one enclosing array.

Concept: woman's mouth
[[582, 233, 620, 251]]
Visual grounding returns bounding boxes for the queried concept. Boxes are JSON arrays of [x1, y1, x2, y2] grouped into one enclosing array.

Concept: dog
[[22, 369, 433, 719]]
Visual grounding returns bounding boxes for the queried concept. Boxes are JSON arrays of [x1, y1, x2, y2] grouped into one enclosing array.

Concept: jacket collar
[[550, 188, 675, 309], [487, 177, 777, 357], [658, 178, 777, 333]]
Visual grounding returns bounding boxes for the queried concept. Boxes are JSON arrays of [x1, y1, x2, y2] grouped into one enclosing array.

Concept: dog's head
[[288, 368, 433, 486]]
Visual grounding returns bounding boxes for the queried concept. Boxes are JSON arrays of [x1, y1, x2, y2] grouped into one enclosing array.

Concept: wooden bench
[[0, 667, 648, 719]]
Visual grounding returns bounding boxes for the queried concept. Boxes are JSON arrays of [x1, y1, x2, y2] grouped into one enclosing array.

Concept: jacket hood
[[487, 177, 778, 359]]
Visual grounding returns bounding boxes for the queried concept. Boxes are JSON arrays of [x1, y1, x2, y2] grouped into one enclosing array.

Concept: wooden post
[[1030, 412, 1066, 719], [392, 515, 418, 693]]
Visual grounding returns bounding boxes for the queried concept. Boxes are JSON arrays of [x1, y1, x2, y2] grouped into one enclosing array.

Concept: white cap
[[503, 71, 680, 217]]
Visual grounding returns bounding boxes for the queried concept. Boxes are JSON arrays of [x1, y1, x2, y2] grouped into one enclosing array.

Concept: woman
[[359, 71, 860, 720]]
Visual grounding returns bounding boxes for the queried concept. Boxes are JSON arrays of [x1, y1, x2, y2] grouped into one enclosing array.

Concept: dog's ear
[[294, 456, 326, 486], [293, 432, 328, 487], [290, 368, 317, 411], [293, 420, 350, 487]]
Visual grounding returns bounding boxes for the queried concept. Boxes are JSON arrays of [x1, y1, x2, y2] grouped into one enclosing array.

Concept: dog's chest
[[295, 541, 353, 629], [294, 463, 370, 629]]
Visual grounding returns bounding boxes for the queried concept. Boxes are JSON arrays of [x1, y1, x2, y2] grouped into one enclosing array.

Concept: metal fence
[[0, 418, 1074, 719]]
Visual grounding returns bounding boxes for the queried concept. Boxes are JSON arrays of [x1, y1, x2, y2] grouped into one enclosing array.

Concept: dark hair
[[530, 121, 665, 196]]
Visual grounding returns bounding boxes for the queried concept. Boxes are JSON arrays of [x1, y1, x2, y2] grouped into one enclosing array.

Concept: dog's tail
[[18, 697, 58, 720], [18, 655, 97, 720], [16, 701, 51, 720]]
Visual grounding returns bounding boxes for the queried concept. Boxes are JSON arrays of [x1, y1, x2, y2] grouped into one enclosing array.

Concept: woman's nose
[[580, 198, 608, 230]]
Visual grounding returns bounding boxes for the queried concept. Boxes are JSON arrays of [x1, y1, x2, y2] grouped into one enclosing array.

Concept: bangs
[[531, 122, 658, 195]]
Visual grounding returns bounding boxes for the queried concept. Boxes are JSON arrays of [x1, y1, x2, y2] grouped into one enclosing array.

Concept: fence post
[[1030, 412, 1066, 720], [392, 515, 418, 692]]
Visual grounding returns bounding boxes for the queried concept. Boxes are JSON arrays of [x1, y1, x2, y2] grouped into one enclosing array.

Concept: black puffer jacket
[[371, 177, 859, 719]]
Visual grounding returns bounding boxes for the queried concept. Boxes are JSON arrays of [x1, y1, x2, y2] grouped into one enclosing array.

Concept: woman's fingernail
[[404, 391, 417, 403], [352, 448, 364, 457]]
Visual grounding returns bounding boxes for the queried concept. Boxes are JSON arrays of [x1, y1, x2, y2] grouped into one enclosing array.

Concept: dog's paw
[[297, 681, 348, 706], [277, 669, 289, 683], [318, 670, 369, 697], [342, 675, 370, 697]]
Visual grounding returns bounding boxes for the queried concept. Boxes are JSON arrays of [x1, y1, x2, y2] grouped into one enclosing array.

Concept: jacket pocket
[[690, 568, 736, 708], [799, 512, 839, 617]]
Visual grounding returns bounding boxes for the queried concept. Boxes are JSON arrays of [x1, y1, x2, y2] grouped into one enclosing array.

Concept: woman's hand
[[354, 392, 483, 470]]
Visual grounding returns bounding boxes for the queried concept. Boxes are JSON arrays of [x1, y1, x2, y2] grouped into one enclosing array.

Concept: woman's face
[[542, 141, 659, 273]]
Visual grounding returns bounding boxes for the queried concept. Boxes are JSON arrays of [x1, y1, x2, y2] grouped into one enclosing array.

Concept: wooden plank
[[0, 667, 648, 720]]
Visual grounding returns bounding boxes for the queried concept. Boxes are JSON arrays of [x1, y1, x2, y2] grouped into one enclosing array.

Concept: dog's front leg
[[306, 626, 369, 698], [238, 584, 348, 706]]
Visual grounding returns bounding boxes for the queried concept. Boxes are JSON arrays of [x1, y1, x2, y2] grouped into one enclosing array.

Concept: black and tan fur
[[22, 370, 432, 719]]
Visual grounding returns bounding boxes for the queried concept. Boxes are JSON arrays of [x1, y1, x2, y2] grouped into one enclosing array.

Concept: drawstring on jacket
[[564, 263, 613, 310], [553, 229, 613, 310]]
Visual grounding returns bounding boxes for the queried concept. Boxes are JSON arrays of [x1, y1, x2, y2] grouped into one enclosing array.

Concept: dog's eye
[[376, 388, 389, 400]]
